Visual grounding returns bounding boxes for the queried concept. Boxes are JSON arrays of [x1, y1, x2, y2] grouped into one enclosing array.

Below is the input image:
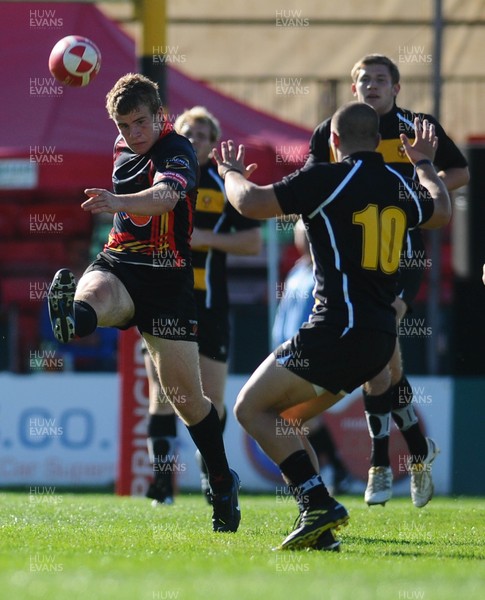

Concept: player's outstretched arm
[[82, 185, 179, 215], [212, 140, 282, 220], [401, 118, 451, 229]]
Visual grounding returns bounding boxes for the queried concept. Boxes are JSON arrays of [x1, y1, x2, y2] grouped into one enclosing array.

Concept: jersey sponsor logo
[[165, 155, 190, 170], [119, 211, 152, 227], [154, 171, 188, 188]]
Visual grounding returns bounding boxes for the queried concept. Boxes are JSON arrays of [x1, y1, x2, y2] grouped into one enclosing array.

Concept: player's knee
[[364, 369, 391, 396], [233, 395, 246, 426], [77, 283, 113, 318], [81, 272, 133, 323], [233, 390, 253, 428]]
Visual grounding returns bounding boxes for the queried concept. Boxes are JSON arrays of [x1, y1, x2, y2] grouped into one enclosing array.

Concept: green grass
[[0, 492, 484, 600]]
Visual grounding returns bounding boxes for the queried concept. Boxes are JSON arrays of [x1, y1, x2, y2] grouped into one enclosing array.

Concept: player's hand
[[82, 188, 119, 214], [212, 140, 258, 181], [190, 227, 211, 250], [400, 117, 438, 166]]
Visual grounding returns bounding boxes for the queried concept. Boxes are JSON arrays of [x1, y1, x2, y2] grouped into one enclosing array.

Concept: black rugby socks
[[186, 404, 232, 493], [73, 300, 98, 337], [279, 449, 333, 510], [147, 413, 177, 482]]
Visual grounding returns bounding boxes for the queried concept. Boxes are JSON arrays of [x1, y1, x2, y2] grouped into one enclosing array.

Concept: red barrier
[[116, 328, 151, 496]]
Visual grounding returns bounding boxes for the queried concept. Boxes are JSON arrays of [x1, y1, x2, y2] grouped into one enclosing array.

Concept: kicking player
[[213, 102, 451, 550], [47, 74, 240, 533], [144, 106, 261, 505], [308, 54, 469, 508]]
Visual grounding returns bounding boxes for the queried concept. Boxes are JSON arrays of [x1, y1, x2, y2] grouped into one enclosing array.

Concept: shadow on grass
[[342, 535, 485, 560]]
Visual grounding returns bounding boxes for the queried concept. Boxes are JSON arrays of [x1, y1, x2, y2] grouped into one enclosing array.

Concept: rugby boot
[[210, 469, 241, 532], [48, 269, 76, 343], [409, 437, 440, 508]]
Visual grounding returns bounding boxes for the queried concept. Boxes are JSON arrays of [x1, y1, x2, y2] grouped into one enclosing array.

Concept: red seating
[[0, 195, 93, 372], [0, 276, 50, 309], [0, 204, 20, 238], [16, 202, 92, 237], [0, 240, 68, 275], [0, 288, 45, 372]]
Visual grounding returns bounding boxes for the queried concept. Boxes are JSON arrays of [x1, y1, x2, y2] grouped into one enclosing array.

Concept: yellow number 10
[[352, 204, 407, 274]]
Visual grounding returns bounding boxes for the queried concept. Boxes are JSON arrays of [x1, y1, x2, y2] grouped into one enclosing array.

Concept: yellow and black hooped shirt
[[308, 104, 468, 175], [192, 161, 260, 311]]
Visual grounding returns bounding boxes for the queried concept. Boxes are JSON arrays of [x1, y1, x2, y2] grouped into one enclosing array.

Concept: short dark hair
[[351, 54, 400, 85], [106, 73, 161, 119], [331, 101, 379, 147]]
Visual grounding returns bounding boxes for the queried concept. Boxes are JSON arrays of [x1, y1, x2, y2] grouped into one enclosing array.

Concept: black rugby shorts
[[84, 252, 198, 341], [196, 305, 229, 363], [274, 323, 395, 395]]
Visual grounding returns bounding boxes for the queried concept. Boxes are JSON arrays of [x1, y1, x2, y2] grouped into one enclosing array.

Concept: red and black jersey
[[273, 152, 435, 335], [192, 161, 260, 310], [104, 122, 198, 269]]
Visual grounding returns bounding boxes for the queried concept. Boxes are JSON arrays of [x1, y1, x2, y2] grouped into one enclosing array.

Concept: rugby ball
[[48, 35, 101, 87]]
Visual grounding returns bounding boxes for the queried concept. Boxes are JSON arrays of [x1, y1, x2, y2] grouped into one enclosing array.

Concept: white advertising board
[[0, 373, 452, 495], [0, 373, 119, 486]]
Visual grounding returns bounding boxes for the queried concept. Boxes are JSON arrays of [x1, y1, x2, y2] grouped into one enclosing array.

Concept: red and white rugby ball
[[48, 35, 101, 87]]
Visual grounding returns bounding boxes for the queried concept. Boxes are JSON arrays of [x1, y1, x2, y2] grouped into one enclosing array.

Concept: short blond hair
[[174, 106, 221, 142]]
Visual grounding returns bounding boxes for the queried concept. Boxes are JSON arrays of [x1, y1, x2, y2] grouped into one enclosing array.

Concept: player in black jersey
[[213, 102, 451, 550], [143, 106, 261, 505], [308, 54, 469, 508], [47, 74, 241, 533]]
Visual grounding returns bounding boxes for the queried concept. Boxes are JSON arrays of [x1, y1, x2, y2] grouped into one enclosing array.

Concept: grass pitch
[[0, 492, 484, 600]]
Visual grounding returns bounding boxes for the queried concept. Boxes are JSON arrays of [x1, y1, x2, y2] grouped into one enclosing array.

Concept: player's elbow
[[235, 199, 261, 220], [422, 201, 452, 229], [435, 194, 452, 227], [152, 185, 179, 213]]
